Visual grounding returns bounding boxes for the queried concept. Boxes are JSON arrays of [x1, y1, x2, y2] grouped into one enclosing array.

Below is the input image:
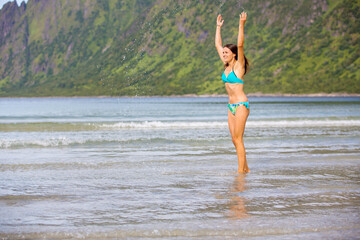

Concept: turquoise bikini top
[[221, 67, 244, 84]]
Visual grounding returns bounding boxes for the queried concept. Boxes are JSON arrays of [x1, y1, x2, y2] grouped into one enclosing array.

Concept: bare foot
[[238, 168, 250, 174]]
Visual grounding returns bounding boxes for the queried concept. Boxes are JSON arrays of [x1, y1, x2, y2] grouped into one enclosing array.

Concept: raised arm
[[215, 14, 225, 63], [236, 12, 247, 71]]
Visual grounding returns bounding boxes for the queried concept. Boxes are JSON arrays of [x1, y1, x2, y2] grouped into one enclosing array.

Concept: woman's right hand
[[217, 14, 224, 27], [239, 11, 247, 25]]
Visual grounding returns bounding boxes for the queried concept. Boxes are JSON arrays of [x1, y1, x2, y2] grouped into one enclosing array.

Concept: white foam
[[247, 119, 360, 128], [98, 119, 360, 129], [99, 121, 228, 129], [1, 119, 358, 149], [0, 137, 87, 148]]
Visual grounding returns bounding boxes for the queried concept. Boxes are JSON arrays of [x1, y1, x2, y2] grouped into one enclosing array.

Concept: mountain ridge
[[0, 0, 359, 96]]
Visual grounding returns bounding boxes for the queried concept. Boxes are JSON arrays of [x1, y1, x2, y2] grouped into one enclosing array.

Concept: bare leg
[[228, 106, 250, 173]]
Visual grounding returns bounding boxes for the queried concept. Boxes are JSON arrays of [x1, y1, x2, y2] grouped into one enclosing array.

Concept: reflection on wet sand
[[228, 174, 249, 219]]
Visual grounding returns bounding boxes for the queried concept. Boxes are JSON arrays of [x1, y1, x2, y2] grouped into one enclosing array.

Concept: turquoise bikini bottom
[[227, 101, 250, 115]]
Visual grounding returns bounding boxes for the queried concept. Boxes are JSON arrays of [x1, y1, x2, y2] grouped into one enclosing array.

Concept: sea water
[[0, 97, 359, 239]]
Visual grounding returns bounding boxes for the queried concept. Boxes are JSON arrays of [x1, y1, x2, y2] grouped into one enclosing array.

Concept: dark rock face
[[0, 1, 29, 82], [0, 1, 26, 45]]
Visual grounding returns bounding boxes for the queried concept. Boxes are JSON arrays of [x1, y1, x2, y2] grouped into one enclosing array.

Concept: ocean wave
[[1, 119, 359, 149], [99, 121, 227, 129], [248, 119, 360, 128], [1, 119, 360, 132], [0, 135, 211, 149], [100, 119, 360, 129], [0, 137, 91, 149]]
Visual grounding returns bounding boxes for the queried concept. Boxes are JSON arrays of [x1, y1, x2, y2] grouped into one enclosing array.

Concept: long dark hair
[[224, 43, 249, 75]]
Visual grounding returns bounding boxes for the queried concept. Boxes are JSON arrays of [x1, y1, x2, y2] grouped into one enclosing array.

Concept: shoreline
[[1, 92, 360, 99]]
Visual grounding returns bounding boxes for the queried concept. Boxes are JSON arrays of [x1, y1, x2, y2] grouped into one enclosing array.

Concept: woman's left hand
[[240, 11, 247, 24]]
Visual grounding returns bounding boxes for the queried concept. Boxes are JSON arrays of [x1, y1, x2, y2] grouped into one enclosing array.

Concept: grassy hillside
[[0, 0, 359, 96]]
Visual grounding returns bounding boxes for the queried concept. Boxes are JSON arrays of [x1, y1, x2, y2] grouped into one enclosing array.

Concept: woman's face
[[223, 47, 235, 63]]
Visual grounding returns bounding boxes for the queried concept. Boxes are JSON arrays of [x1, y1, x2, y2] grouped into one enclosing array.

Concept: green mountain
[[0, 0, 359, 96]]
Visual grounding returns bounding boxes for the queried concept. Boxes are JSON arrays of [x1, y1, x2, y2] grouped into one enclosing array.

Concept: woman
[[215, 12, 250, 173]]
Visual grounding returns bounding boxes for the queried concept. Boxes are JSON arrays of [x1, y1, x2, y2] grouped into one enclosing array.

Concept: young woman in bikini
[[215, 12, 250, 173]]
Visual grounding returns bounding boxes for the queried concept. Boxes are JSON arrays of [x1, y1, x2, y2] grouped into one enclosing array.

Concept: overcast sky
[[0, 0, 28, 10]]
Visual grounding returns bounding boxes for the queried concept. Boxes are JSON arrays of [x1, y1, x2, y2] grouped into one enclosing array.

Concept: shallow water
[[0, 97, 359, 239]]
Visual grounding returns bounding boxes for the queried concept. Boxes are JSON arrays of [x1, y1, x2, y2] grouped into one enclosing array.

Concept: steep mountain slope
[[0, 0, 359, 96]]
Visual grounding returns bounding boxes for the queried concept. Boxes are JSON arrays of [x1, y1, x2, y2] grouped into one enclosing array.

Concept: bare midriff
[[225, 82, 248, 104]]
